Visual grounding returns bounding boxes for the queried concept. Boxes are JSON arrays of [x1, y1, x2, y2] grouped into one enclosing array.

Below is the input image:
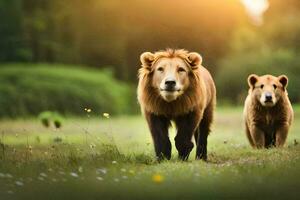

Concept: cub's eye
[[273, 84, 277, 89], [260, 84, 264, 89], [157, 67, 164, 72], [178, 67, 186, 72]]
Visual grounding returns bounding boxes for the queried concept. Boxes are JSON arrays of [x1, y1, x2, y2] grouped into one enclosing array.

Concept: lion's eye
[[178, 67, 186, 73], [260, 84, 264, 89], [273, 84, 277, 89], [157, 67, 164, 72]]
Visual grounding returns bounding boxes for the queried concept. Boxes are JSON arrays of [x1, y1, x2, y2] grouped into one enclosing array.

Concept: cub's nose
[[165, 79, 176, 88], [265, 93, 272, 101]]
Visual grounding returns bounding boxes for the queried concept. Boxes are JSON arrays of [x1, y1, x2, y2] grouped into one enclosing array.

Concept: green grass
[[0, 107, 300, 200]]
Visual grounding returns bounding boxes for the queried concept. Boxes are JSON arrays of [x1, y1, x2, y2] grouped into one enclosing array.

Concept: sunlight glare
[[241, 0, 269, 25]]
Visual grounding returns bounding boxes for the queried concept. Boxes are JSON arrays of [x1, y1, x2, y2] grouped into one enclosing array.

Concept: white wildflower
[[97, 168, 107, 174], [78, 166, 83, 173], [70, 172, 79, 178], [6, 173, 13, 178], [114, 178, 119, 182], [40, 173, 47, 177], [121, 168, 126, 172], [15, 181, 24, 186]]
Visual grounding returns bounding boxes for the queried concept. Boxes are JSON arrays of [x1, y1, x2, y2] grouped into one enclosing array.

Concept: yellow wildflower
[[84, 108, 92, 113], [103, 113, 110, 118], [28, 145, 33, 153], [152, 174, 164, 183]]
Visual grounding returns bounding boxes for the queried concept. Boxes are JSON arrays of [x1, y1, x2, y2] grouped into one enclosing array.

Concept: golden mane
[[137, 49, 206, 117], [152, 48, 190, 60]]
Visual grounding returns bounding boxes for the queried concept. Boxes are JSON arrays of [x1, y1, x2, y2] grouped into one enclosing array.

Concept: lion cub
[[244, 74, 293, 148]]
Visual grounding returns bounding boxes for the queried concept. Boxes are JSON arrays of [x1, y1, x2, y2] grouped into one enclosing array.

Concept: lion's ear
[[187, 52, 202, 69], [278, 75, 288, 90], [248, 74, 259, 88], [140, 52, 155, 71]]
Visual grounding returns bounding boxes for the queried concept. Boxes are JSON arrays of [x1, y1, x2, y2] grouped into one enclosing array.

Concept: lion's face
[[152, 57, 190, 102], [139, 50, 202, 103], [248, 74, 288, 107]]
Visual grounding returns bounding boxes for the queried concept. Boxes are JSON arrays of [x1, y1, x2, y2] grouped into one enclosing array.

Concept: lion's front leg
[[145, 112, 171, 161], [175, 111, 201, 161]]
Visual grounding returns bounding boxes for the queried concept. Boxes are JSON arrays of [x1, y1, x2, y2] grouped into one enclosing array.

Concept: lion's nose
[[165, 79, 176, 88], [265, 93, 272, 101]]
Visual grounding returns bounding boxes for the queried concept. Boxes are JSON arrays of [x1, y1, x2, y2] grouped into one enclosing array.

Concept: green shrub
[[216, 49, 300, 104], [0, 64, 137, 118], [38, 111, 64, 128]]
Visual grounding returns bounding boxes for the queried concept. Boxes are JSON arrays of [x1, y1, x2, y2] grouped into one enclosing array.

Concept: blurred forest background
[[0, 0, 299, 118]]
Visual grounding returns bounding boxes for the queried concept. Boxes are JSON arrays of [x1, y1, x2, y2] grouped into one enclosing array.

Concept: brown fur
[[137, 49, 216, 161], [244, 74, 294, 148]]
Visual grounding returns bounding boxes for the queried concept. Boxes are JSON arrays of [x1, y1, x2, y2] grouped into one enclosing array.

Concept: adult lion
[[137, 49, 216, 161]]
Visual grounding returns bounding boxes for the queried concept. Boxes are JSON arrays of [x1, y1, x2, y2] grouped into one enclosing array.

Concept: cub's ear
[[248, 74, 259, 88], [140, 52, 155, 71], [278, 75, 288, 89], [187, 52, 202, 69]]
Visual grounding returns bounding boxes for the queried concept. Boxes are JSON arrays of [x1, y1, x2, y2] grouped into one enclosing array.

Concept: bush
[[0, 64, 137, 118], [216, 49, 300, 104]]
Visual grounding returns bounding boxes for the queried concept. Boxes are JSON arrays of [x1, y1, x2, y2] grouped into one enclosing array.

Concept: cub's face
[[152, 57, 190, 102], [248, 74, 288, 107]]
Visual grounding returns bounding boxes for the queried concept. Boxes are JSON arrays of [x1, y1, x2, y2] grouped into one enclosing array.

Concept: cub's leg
[[264, 131, 275, 148], [145, 112, 171, 161], [245, 122, 255, 147], [175, 111, 200, 161], [249, 125, 265, 148], [275, 123, 289, 147], [195, 105, 213, 161]]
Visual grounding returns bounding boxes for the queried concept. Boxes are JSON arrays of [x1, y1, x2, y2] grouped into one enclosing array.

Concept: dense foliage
[[0, 0, 299, 112], [0, 0, 245, 80], [0, 64, 136, 118], [216, 1, 300, 104]]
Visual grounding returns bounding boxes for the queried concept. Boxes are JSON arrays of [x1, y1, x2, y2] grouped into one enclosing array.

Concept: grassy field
[[0, 106, 300, 200]]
